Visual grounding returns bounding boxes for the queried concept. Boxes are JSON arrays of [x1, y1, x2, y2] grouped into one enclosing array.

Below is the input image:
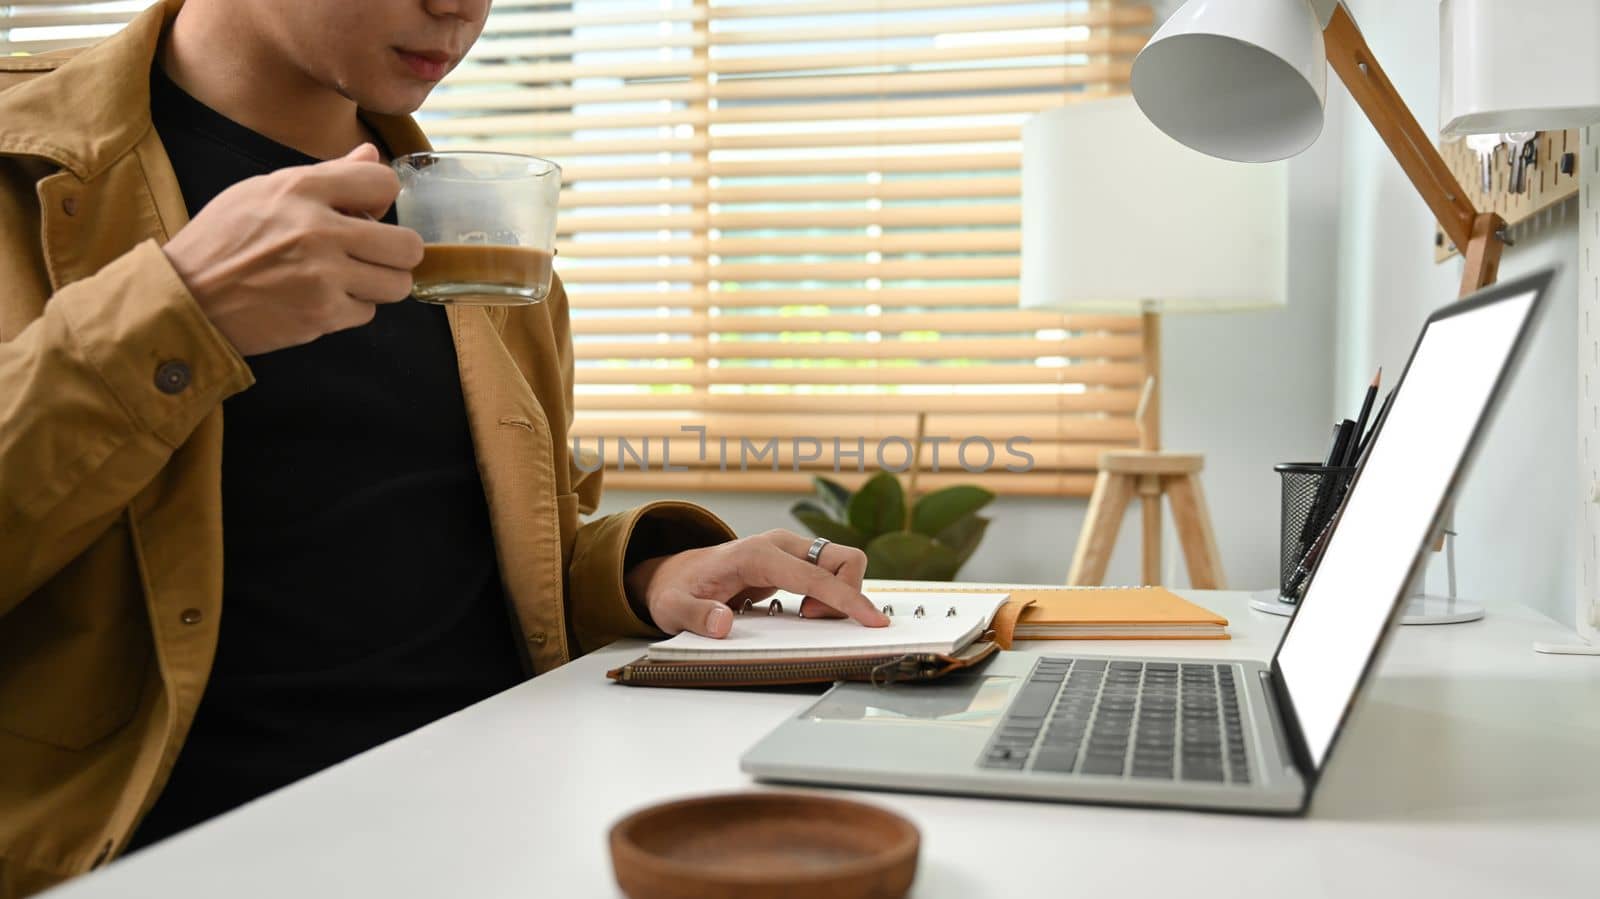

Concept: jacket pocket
[[0, 524, 151, 750]]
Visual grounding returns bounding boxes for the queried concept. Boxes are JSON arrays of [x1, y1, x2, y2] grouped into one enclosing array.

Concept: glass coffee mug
[[392, 151, 561, 305]]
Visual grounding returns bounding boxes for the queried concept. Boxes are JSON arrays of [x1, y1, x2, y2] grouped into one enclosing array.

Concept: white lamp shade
[[1020, 96, 1287, 313], [1131, 0, 1328, 163]]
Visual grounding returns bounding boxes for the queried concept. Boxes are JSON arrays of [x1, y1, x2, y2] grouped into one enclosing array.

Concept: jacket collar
[[0, 0, 431, 180]]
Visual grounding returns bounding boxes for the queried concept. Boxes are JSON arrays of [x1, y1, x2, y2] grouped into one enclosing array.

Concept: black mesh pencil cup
[[1274, 463, 1356, 603]]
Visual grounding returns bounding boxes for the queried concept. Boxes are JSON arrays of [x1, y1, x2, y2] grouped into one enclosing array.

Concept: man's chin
[[339, 83, 433, 118]]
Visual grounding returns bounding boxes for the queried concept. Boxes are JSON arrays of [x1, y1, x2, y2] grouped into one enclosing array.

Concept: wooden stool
[[1067, 450, 1226, 589]]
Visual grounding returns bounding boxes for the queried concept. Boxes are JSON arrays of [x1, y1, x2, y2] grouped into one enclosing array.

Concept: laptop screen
[[1275, 284, 1542, 770]]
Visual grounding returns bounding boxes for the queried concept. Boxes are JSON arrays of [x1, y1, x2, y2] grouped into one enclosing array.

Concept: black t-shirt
[[130, 67, 525, 849]]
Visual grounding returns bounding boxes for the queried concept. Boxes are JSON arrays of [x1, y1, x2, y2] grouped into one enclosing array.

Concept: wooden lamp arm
[[1322, 4, 1506, 296], [1324, 3, 1496, 555]]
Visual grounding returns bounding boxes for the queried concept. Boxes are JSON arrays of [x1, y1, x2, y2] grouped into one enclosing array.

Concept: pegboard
[[1579, 125, 1599, 641], [1435, 129, 1582, 261]]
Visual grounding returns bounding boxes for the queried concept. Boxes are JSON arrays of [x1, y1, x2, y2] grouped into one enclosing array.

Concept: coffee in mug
[[411, 245, 556, 306]]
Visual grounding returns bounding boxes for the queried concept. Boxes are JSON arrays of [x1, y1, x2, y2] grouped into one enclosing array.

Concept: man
[[0, 1, 888, 894]]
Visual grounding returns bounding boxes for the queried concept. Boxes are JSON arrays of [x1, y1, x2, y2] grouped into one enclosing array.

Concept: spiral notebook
[[645, 591, 1010, 662], [607, 591, 1012, 688]]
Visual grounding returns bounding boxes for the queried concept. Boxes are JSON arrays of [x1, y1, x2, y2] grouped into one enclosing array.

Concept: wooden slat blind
[[0, 1, 157, 55], [6, 1, 1157, 497], [421, 0, 1156, 496], [425, 0, 1152, 492]]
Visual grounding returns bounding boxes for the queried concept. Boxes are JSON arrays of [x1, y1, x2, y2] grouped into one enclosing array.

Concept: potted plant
[[789, 472, 993, 581]]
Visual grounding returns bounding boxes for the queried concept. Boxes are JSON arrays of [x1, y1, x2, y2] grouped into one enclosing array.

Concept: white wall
[[1335, 0, 1577, 624], [596, 98, 1346, 594]]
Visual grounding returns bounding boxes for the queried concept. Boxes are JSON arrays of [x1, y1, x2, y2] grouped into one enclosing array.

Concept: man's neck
[[159, 1, 371, 161]]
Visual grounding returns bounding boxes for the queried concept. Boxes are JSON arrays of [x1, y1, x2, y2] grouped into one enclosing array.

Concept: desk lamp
[[1020, 96, 1288, 589], [1129, 0, 1514, 624], [1132, 0, 1507, 291]]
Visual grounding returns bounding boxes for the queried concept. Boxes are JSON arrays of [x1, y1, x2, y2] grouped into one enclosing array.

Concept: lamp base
[[1532, 640, 1600, 655], [1248, 591, 1297, 617], [1248, 590, 1485, 625], [1399, 594, 1485, 625]]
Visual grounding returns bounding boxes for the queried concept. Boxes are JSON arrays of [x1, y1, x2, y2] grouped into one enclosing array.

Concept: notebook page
[[646, 590, 1009, 661]]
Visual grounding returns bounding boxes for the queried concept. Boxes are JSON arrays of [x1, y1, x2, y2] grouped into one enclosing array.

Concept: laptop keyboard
[[979, 658, 1251, 784]]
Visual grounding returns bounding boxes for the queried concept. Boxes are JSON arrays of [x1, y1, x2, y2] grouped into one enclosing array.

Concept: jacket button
[[62, 196, 79, 216], [180, 608, 203, 625], [155, 360, 192, 394], [530, 632, 547, 646]]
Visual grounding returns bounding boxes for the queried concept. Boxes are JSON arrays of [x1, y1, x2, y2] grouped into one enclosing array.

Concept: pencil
[[1343, 368, 1381, 467], [1353, 387, 1395, 462], [1297, 421, 1352, 546]]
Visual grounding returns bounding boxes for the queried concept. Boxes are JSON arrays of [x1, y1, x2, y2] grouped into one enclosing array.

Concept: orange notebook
[[1010, 586, 1229, 640]]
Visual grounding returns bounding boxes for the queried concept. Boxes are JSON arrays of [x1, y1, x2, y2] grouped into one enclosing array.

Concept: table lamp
[[1020, 95, 1288, 589], [1127, 0, 1510, 625]]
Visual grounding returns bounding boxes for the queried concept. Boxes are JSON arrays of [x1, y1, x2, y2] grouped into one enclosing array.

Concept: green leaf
[[847, 471, 906, 540], [910, 485, 995, 537], [865, 531, 963, 582], [811, 476, 852, 519], [790, 502, 867, 549], [936, 515, 990, 571]]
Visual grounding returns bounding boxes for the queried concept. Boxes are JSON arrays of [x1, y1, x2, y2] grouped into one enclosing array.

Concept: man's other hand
[[625, 529, 890, 638]]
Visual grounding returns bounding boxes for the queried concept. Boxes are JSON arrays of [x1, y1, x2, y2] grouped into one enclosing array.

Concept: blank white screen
[[1276, 291, 1536, 769]]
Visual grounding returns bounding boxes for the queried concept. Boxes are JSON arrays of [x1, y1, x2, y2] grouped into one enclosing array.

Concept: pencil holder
[[1274, 463, 1356, 602]]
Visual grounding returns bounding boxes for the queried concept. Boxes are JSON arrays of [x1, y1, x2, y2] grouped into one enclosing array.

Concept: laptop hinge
[[1258, 669, 1305, 777]]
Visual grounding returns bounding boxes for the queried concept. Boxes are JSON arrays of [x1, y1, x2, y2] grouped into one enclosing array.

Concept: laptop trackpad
[[804, 675, 1019, 728]]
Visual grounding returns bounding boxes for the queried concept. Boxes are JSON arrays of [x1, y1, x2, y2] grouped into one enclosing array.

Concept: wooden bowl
[[609, 792, 920, 899]]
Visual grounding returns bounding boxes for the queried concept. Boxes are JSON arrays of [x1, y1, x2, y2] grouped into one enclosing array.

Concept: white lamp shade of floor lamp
[[1021, 96, 1286, 590], [1019, 96, 1289, 315]]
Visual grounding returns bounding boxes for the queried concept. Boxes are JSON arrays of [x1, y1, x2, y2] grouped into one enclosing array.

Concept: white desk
[[48, 588, 1600, 898]]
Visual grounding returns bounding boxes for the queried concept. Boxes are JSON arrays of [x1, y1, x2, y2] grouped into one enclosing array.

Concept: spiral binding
[[733, 599, 959, 618]]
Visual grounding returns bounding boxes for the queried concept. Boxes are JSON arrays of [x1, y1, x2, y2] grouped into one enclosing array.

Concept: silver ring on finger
[[806, 536, 831, 565]]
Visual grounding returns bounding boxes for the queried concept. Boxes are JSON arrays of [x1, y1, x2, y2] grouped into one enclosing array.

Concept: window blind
[[424, 0, 1156, 496], [5, 0, 1157, 497], [0, 1, 155, 55]]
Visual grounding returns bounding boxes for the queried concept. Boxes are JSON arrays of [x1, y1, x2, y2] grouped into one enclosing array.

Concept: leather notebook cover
[[606, 640, 1000, 688]]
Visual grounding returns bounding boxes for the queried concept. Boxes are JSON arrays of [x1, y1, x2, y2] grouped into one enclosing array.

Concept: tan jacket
[[0, 3, 733, 894]]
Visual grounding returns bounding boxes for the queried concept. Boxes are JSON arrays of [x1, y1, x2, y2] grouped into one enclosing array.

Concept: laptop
[[742, 268, 1554, 815]]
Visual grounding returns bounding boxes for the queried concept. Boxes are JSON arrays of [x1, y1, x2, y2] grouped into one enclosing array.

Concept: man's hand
[[162, 143, 425, 357], [625, 529, 891, 638]]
